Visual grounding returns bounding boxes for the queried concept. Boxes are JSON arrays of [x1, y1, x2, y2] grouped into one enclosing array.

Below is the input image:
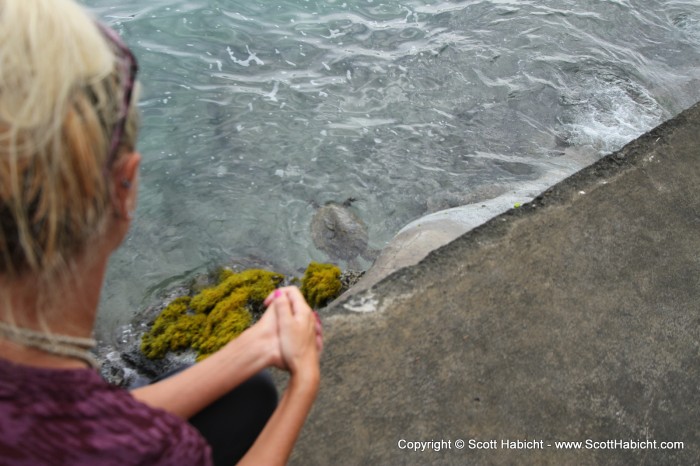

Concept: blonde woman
[[0, 0, 322, 464]]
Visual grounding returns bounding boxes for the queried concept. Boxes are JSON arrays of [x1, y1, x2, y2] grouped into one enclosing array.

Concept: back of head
[[0, 0, 138, 281]]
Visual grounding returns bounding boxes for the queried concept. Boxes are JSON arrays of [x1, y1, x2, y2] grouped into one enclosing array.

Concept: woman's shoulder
[[0, 357, 212, 466]]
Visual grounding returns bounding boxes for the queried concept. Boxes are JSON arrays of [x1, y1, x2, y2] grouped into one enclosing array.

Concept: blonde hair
[[0, 0, 140, 280]]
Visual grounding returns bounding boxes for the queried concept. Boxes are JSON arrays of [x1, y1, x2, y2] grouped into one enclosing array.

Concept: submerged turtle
[[310, 198, 377, 269]]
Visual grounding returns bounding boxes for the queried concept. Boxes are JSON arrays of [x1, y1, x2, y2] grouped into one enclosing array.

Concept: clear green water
[[83, 0, 700, 338]]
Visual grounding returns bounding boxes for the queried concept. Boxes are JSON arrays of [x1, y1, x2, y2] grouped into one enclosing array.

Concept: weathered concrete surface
[[292, 102, 700, 465]]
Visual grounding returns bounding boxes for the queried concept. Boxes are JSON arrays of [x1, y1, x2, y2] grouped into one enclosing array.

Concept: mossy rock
[[140, 263, 345, 362], [141, 269, 283, 361], [301, 262, 342, 309]]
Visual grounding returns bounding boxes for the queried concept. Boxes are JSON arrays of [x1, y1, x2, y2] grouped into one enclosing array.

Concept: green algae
[[140, 296, 194, 358], [141, 269, 283, 361], [140, 263, 344, 361], [301, 262, 342, 309]]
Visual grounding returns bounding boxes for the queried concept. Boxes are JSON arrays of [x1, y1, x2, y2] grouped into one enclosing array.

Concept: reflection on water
[[84, 0, 700, 338]]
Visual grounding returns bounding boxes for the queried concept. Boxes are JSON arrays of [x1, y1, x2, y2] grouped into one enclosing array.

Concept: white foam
[[226, 45, 264, 67], [343, 291, 379, 313], [564, 75, 665, 155]]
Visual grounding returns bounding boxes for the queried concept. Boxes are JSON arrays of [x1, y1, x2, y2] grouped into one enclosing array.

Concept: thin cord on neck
[[0, 321, 99, 369]]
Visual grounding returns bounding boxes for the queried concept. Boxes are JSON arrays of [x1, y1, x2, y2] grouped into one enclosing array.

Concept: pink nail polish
[[274, 289, 282, 298]]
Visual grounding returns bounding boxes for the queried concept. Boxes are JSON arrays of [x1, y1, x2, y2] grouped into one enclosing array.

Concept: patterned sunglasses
[[94, 21, 139, 167]]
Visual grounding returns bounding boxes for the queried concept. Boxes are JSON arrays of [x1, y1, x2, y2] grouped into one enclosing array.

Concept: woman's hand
[[246, 300, 286, 370], [264, 287, 322, 376]]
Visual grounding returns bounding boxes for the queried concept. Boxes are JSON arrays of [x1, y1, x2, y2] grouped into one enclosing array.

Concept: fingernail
[[274, 289, 282, 298], [313, 311, 321, 325]]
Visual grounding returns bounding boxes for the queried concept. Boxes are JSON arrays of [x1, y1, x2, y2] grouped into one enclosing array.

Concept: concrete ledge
[[292, 102, 700, 465], [344, 149, 599, 297]]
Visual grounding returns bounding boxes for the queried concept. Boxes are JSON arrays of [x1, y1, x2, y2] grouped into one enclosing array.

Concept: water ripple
[[81, 0, 700, 333]]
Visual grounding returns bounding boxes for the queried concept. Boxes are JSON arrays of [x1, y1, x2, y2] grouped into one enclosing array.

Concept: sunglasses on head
[[94, 21, 139, 168]]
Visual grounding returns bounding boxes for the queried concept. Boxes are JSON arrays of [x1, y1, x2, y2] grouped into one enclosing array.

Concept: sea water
[[83, 0, 700, 338]]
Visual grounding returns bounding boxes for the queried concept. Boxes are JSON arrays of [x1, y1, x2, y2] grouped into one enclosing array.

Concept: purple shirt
[[0, 357, 212, 465]]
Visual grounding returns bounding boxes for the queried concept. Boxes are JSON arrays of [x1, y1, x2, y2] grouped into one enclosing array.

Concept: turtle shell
[[310, 202, 369, 263]]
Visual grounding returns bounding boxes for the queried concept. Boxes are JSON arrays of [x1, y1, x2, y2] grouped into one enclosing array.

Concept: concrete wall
[[291, 102, 700, 465]]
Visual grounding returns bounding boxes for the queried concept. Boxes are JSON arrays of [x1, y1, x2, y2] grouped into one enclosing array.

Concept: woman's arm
[[237, 287, 321, 466], [237, 369, 319, 466], [130, 308, 282, 419], [132, 286, 322, 465]]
